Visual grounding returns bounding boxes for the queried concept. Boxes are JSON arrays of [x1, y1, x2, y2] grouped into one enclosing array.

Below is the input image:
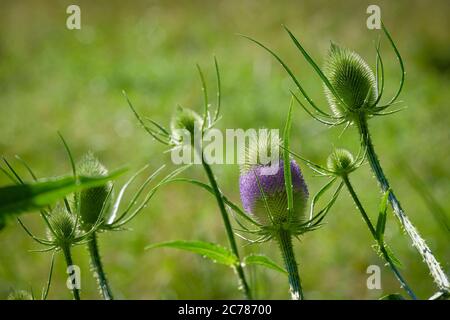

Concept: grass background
[[0, 0, 448, 299]]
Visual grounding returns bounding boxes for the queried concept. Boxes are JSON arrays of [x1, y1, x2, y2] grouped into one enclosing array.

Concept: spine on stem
[[201, 159, 252, 299], [87, 232, 114, 300], [342, 175, 417, 299], [277, 229, 303, 300], [357, 114, 449, 293]]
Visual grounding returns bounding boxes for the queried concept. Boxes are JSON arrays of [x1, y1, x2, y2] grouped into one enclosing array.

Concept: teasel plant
[[0, 149, 120, 300], [71, 150, 187, 300], [61, 136, 188, 299], [125, 58, 254, 299], [233, 104, 342, 299], [1, 134, 183, 300], [144, 102, 341, 299], [287, 145, 419, 299], [244, 23, 449, 295]]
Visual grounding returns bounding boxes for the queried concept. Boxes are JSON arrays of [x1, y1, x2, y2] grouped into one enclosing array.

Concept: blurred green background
[[0, 0, 448, 299]]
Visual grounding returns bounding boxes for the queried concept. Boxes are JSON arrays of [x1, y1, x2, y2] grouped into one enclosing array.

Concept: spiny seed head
[[239, 136, 308, 226], [47, 206, 76, 244], [77, 152, 112, 229], [170, 106, 203, 144], [324, 43, 377, 118], [8, 290, 33, 300], [326, 148, 355, 175], [239, 160, 309, 226]]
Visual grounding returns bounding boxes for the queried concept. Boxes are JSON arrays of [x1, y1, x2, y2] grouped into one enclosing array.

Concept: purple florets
[[239, 160, 308, 225]]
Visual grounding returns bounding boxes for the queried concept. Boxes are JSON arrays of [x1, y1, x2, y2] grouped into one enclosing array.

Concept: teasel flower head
[[294, 146, 364, 179], [238, 133, 309, 229], [76, 152, 112, 230], [324, 43, 378, 119], [240, 160, 308, 226], [46, 205, 78, 247], [125, 58, 223, 149], [170, 106, 204, 145], [326, 148, 358, 176]]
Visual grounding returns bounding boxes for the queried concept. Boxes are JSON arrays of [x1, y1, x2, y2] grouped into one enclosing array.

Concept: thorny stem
[[87, 232, 114, 300], [196, 146, 252, 299], [357, 114, 449, 293], [277, 228, 303, 300], [62, 245, 81, 300], [342, 175, 417, 299]]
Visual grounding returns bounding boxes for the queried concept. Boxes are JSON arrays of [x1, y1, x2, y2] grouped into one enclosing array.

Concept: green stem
[[62, 245, 81, 300], [197, 147, 252, 299], [342, 175, 417, 299], [357, 114, 449, 293], [87, 232, 114, 300], [277, 229, 303, 300]]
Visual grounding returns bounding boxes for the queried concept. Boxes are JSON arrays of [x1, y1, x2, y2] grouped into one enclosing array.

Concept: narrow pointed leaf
[[0, 168, 126, 217], [376, 190, 390, 242], [146, 240, 238, 267], [244, 254, 287, 275], [283, 101, 294, 221]]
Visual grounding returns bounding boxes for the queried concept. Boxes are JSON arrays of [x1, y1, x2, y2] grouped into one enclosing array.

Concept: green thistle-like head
[[326, 148, 356, 176], [324, 43, 377, 118], [46, 206, 77, 246], [76, 152, 112, 229], [170, 106, 203, 145]]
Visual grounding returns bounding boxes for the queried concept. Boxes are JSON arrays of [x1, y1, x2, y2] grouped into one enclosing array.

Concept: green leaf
[[379, 293, 405, 300], [283, 101, 294, 221], [0, 168, 126, 217], [376, 190, 390, 242], [146, 240, 238, 267], [244, 254, 287, 275]]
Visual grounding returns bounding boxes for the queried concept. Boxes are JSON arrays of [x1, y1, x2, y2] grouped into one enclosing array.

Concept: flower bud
[[170, 106, 203, 144], [239, 135, 308, 226], [47, 206, 76, 245], [326, 148, 355, 175], [324, 43, 377, 118], [77, 152, 112, 229]]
